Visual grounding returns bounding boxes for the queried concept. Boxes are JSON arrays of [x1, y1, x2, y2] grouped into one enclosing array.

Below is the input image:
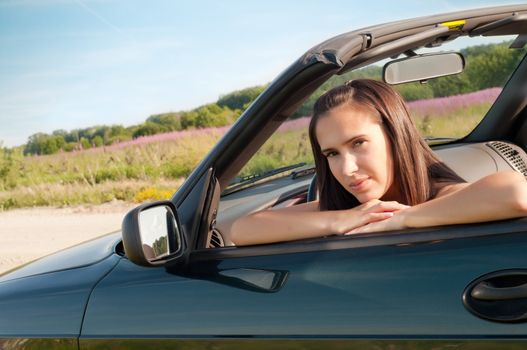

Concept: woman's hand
[[346, 171, 527, 236], [232, 198, 409, 246], [336, 199, 409, 234], [345, 209, 408, 235]]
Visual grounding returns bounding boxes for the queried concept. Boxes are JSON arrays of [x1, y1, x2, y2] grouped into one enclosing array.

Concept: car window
[[214, 34, 527, 249]]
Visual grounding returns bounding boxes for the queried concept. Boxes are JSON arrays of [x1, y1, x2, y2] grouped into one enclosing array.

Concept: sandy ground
[[0, 201, 138, 275]]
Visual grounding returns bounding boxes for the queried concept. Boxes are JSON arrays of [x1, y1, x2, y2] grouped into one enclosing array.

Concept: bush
[[92, 136, 104, 147], [94, 168, 122, 183], [132, 122, 167, 139], [217, 85, 266, 110], [180, 111, 198, 129], [395, 83, 434, 101], [133, 187, 173, 202]]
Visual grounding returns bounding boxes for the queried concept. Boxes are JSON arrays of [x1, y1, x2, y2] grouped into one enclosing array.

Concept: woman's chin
[[355, 192, 383, 203]]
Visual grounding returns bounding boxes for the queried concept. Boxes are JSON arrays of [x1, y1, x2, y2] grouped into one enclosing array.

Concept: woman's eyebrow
[[321, 134, 366, 154]]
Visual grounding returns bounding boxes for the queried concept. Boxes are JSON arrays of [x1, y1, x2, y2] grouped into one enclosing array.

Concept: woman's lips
[[349, 177, 370, 191]]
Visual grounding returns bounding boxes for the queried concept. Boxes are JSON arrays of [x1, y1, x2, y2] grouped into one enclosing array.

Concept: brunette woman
[[231, 79, 527, 245]]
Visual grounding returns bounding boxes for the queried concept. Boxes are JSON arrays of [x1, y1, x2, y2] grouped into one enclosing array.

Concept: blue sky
[[0, 0, 524, 147]]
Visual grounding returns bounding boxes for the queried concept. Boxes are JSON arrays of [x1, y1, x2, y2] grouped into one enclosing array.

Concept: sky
[[0, 0, 525, 147]]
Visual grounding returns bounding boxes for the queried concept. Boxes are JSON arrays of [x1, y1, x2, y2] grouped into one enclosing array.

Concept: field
[[0, 88, 500, 210]]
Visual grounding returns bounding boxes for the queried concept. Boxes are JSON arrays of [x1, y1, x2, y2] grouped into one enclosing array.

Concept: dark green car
[[2, 5, 527, 349]]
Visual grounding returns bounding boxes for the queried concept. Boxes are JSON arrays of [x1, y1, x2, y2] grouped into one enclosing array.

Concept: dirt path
[[0, 201, 137, 275]]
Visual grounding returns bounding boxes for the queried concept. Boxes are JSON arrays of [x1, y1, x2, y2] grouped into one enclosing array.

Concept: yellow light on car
[[440, 20, 466, 31]]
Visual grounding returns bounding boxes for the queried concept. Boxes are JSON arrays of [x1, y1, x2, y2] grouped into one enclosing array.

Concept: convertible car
[[2, 4, 527, 349]]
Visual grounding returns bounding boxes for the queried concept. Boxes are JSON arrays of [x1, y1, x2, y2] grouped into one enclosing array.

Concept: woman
[[231, 79, 527, 245]]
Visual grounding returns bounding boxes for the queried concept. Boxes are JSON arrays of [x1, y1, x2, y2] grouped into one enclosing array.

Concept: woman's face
[[315, 104, 397, 203]]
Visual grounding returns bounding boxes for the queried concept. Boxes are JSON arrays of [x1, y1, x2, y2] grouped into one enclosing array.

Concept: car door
[[80, 219, 527, 349]]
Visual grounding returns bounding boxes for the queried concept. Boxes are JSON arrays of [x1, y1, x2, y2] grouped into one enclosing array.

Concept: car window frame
[[189, 217, 527, 263], [178, 7, 527, 259]]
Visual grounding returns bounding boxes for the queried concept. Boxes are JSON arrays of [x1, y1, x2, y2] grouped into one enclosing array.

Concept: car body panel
[[0, 232, 121, 282], [81, 223, 527, 342], [0, 254, 121, 337], [0, 234, 123, 340]]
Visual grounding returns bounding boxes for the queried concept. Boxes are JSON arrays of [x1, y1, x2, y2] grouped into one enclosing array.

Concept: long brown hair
[[308, 79, 464, 211]]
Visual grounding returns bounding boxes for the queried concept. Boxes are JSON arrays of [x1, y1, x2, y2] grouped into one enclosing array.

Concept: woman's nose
[[341, 154, 358, 175]]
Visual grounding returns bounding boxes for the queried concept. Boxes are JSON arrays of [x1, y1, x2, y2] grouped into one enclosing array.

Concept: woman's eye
[[325, 151, 337, 158], [353, 140, 365, 148]]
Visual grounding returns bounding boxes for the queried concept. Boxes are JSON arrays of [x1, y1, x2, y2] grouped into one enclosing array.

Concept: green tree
[[147, 112, 182, 131], [394, 82, 434, 101], [152, 236, 168, 257], [64, 130, 80, 143], [132, 122, 167, 138], [24, 133, 66, 155], [63, 142, 78, 152], [107, 125, 131, 144], [24, 133, 46, 155], [92, 135, 104, 147], [217, 85, 266, 111], [180, 111, 199, 129], [80, 137, 91, 150]]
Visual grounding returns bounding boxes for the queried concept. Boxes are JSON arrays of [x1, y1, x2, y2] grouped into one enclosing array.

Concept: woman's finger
[[371, 201, 409, 212], [362, 211, 394, 224]]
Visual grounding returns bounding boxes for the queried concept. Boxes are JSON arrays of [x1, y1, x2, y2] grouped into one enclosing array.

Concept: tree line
[[20, 41, 525, 156]]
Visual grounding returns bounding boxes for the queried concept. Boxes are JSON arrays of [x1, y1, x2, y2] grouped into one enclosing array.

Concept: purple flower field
[[69, 118, 312, 155], [407, 87, 501, 117], [63, 88, 500, 155], [106, 126, 231, 151]]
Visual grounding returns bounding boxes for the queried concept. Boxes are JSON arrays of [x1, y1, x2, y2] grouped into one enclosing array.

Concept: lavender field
[[0, 88, 500, 210]]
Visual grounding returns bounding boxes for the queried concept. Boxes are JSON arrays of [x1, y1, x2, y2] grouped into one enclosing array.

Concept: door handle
[[463, 269, 527, 323], [471, 281, 527, 301]]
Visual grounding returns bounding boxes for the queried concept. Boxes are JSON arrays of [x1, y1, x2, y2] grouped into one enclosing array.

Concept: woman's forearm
[[231, 208, 345, 246], [403, 171, 527, 228], [231, 200, 406, 246]]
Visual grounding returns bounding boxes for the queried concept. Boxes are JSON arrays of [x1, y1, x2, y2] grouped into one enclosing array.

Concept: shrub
[[133, 187, 173, 203]]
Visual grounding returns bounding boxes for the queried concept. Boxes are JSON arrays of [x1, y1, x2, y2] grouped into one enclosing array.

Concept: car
[[2, 4, 527, 348]]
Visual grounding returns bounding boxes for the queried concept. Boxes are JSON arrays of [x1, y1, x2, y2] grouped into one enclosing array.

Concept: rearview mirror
[[383, 52, 465, 85], [122, 200, 183, 267]]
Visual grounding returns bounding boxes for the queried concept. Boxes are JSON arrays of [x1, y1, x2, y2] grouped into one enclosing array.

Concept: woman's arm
[[348, 170, 527, 234], [406, 170, 527, 227], [231, 199, 408, 246]]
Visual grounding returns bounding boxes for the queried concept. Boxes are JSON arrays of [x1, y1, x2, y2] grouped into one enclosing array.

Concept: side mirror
[[122, 200, 183, 267], [383, 52, 465, 85]]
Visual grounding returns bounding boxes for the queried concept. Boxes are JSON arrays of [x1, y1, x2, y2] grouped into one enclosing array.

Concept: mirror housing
[[383, 52, 465, 85], [122, 200, 184, 267]]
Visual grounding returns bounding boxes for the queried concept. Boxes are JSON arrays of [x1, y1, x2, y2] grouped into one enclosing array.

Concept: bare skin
[[347, 171, 527, 234], [231, 199, 408, 246]]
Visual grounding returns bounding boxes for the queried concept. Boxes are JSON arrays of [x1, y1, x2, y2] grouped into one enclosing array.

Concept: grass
[[0, 179, 184, 211], [0, 90, 497, 210]]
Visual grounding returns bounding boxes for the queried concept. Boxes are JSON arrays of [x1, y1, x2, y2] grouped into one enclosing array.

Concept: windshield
[[235, 35, 526, 179]]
